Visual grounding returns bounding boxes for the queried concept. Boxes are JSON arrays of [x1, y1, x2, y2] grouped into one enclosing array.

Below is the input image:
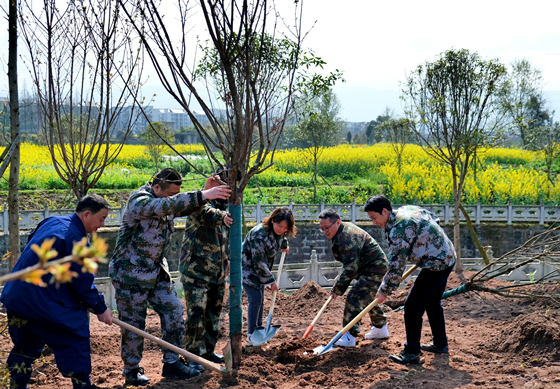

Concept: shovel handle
[[303, 295, 333, 339], [112, 318, 227, 375], [268, 251, 287, 320], [322, 264, 419, 352]]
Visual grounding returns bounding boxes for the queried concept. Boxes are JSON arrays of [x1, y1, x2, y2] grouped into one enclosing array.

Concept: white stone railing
[[3, 199, 560, 232], [94, 254, 560, 310]]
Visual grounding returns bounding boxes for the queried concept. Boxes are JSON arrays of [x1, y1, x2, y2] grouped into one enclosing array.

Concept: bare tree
[[403, 49, 507, 273], [19, 0, 145, 198], [117, 0, 341, 366]]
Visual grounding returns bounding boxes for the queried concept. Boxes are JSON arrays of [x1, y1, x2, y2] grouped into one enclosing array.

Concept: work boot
[[123, 367, 150, 386], [365, 323, 389, 339], [334, 332, 356, 347], [187, 360, 204, 371], [162, 360, 201, 379], [202, 352, 224, 363], [421, 342, 449, 354], [389, 350, 420, 365]]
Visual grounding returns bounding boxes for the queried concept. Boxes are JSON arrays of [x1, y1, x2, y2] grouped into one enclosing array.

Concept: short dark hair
[[364, 195, 392, 214], [318, 208, 341, 223], [153, 168, 182, 190], [262, 207, 297, 237], [76, 194, 110, 214]]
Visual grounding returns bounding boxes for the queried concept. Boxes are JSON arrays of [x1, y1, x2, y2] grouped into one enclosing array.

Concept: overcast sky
[[2, 0, 560, 122]]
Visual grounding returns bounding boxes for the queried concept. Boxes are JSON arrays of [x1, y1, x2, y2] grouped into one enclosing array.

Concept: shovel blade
[[250, 324, 281, 346], [312, 343, 337, 355]]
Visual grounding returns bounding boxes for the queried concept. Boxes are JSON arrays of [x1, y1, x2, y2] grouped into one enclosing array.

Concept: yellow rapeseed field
[[7, 142, 556, 204]]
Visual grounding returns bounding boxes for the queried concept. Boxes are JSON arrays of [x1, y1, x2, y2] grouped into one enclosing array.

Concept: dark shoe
[[187, 360, 204, 371], [162, 360, 201, 379], [124, 367, 150, 386], [421, 342, 449, 354], [389, 350, 420, 365], [202, 352, 224, 363]]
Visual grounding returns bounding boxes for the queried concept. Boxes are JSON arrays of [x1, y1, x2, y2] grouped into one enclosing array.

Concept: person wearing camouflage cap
[[366, 195, 456, 365], [109, 168, 231, 386], [179, 169, 233, 371], [318, 208, 388, 348]]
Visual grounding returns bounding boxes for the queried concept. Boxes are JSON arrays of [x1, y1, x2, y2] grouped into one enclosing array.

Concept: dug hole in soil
[[4, 271, 560, 388]]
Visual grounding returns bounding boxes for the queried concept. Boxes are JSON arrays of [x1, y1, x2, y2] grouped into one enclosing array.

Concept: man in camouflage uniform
[[179, 172, 232, 370], [318, 208, 388, 348], [365, 195, 456, 365], [109, 168, 231, 385]]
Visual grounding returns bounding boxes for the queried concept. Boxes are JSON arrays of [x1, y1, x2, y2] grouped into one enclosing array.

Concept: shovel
[[312, 264, 419, 356], [250, 251, 287, 346], [302, 295, 332, 338], [113, 317, 232, 376]]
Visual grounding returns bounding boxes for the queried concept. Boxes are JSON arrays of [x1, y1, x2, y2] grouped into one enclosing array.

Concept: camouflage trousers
[[113, 276, 184, 370], [182, 275, 225, 357], [344, 271, 387, 337]]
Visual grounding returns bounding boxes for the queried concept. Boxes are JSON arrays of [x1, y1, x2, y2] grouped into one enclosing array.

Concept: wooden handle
[[310, 295, 332, 327], [338, 264, 419, 337], [268, 251, 286, 318], [302, 295, 333, 338], [113, 318, 227, 375]]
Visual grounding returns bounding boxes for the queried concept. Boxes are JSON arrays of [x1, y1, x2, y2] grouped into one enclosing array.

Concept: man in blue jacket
[[1, 194, 113, 389]]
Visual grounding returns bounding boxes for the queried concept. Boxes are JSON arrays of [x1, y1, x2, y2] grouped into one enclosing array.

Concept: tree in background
[[291, 89, 343, 200], [526, 123, 560, 196], [403, 48, 507, 273], [118, 0, 342, 366], [19, 0, 145, 198], [378, 118, 414, 175], [141, 122, 175, 172], [366, 106, 393, 144], [499, 59, 547, 146], [347, 131, 352, 143], [351, 132, 367, 145]]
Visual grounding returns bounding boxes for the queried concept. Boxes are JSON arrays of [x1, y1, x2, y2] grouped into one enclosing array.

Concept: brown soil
[[6, 271, 560, 388]]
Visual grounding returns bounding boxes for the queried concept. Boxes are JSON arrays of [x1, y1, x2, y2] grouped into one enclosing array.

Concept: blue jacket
[[0, 213, 107, 337]]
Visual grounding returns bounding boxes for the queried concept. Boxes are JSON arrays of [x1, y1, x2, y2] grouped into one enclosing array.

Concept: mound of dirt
[[278, 280, 331, 317], [488, 312, 560, 361]]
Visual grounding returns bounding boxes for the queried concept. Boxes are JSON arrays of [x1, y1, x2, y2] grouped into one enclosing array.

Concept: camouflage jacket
[[109, 183, 206, 288], [379, 205, 457, 295], [242, 223, 288, 289], [179, 199, 229, 284], [330, 222, 388, 296]]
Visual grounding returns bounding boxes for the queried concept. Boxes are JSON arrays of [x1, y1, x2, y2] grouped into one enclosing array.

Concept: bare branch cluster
[[19, 0, 146, 198], [464, 225, 560, 299]]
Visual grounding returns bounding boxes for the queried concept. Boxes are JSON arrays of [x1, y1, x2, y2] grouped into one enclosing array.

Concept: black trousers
[[403, 265, 454, 355]]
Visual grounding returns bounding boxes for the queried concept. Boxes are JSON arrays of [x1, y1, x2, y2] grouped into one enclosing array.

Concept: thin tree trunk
[[228, 194, 243, 369], [452, 171, 463, 272], [8, 0, 21, 269], [459, 204, 489, 265], [313, 153, 318, 202]]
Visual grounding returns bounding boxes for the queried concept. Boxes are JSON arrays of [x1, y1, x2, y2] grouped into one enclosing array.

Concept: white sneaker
[[246, 334, 256, 347], [365, 323, 389, 339], [334, 332, 356, 347]]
